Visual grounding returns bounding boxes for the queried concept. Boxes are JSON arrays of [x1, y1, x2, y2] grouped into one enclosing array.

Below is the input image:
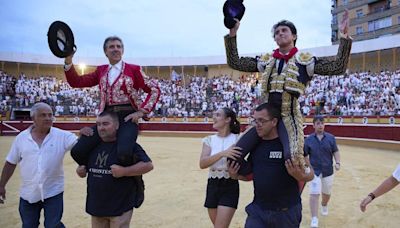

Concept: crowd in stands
[[301, 70, 400, 116], [0, 70, 100, 117], [1, 69, 400, 119], [153, 74, 258, 118]]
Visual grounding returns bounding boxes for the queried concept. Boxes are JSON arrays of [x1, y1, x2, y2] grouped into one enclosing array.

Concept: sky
[[0, 0, 333, 59]]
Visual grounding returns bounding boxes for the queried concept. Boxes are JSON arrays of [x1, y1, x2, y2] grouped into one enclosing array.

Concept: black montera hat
[[47, 21, 76, 58], [223, 0, 245, 29]]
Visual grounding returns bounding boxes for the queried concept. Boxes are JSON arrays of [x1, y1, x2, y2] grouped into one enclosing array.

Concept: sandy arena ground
[[0, 135, 399, 228]]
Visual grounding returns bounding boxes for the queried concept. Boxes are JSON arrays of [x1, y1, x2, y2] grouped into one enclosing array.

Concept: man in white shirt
[[0, 102, 77, 228]]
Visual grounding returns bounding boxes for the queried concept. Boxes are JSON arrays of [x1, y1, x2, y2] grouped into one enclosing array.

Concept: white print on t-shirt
[[95, 151, 109, 168], [269, 151, 283, 159], [89, 168, 112, 175]]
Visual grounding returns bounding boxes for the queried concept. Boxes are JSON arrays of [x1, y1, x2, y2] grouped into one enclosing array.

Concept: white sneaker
[[310, 217, 319, 228], [321, 205, 328, 216]]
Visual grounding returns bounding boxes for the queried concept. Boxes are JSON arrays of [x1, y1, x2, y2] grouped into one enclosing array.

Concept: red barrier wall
[[1, 121, 399, 141]]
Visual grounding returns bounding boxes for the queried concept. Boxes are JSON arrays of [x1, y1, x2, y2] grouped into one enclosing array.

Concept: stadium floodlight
[[79, 64, 86, 74]]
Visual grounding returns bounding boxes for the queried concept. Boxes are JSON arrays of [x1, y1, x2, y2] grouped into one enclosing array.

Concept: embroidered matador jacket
[[224, 35, 352, 169], [65, 62, 160, 114]]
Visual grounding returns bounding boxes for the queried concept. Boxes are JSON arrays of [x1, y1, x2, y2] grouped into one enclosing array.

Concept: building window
[[368, 17, 392, 32], [368, 21, 374, 31], [356, 9, 363, 18], [342, 0, 348, 6], [356, 26, 363, 35], [332, 14, 338, 25], [332, 30, 338, 42], [372, 5, 385, 13]]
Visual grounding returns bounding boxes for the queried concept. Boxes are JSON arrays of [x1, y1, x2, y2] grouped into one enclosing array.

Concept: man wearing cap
[[0, 102, 78, 228], [304, 116, 341, 228], [224, 12, 351, 177], [63, 36, 160, 166]]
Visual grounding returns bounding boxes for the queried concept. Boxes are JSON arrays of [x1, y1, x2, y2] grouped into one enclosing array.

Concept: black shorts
[[204, 178, 239, 209]]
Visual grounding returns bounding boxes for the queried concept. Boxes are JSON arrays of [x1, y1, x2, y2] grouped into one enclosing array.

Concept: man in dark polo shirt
[[228, 103, 314, 228], [76, 111, 153, 228], [304, 116, 341, 228]]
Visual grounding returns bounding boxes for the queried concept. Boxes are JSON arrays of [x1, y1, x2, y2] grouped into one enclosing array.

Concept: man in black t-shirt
[[228, 103, 314, 228], [76, 111, 153, 228]]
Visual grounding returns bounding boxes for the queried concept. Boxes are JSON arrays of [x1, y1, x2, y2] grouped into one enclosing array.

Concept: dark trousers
[[234, 121, 290, 175], [71, 110, 138, 166], [245, 202, 302, 228], [19, 192, 65, 228]]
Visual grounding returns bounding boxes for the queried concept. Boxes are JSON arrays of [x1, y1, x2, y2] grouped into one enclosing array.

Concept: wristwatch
[[368, 192, 376, 200]]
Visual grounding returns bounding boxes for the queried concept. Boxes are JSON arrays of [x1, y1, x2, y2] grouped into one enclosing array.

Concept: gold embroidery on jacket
[[99, 74, 108, 112], [124, 76, 141, 108], [142, 78, 159, 111], [111, 77, 130, 103], [260, 56, 307, 170], [295, 52, 313, 65], [260, 57, 305, 98]]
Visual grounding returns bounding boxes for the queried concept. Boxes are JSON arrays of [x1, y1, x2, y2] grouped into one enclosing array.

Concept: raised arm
[[313, 38, 352, 75], [64, 65, 101, 88], [64, 52, 100, 88], [314, 9, 352, 76], [224, 20, 258, 73]]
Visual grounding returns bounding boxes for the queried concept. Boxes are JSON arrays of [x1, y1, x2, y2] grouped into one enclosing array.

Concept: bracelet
[[368, 192, 376, 200]]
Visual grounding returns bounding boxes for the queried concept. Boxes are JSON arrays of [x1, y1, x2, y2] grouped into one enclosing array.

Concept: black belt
[[106, 105, 135, 112], [257, 202, 293, 212], [261, 206, 289, 212], [273, 207, 289, 212]]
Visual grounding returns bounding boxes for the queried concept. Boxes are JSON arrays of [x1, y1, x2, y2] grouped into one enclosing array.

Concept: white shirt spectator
[[6, 126, 77, 203], [202, 133, 238, 179]]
